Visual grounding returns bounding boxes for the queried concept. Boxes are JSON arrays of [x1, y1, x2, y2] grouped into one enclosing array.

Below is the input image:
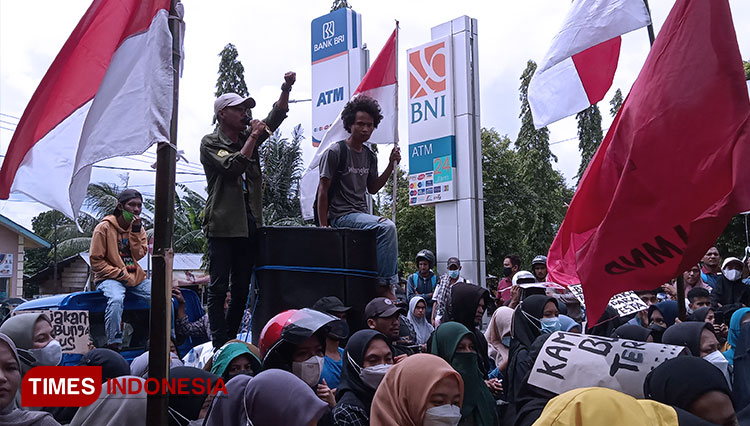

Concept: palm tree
[[259, 124, 306, 226]]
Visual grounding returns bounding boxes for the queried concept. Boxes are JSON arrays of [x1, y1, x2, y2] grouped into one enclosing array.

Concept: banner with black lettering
[[528, 331, 686, 398], [568, 284, 648, 318], [14, 310, 90, 354]]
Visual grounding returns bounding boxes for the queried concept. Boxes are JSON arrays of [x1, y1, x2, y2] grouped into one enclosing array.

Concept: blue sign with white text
[[311, 8, 355, 63]]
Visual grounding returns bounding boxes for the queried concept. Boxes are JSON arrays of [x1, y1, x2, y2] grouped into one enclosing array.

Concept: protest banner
[[568, 284, 648, 318], [528, 331, 686, 398], [13, 310, 90, 354]]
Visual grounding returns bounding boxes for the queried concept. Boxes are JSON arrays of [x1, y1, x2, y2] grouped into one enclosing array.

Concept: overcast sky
[[1, 0, 748, 231]]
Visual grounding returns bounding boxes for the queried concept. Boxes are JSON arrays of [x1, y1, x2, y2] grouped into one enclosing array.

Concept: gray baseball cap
[[214, 92, 256, 115]]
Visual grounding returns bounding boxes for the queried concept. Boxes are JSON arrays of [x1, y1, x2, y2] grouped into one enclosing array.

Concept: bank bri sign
[[407, 37, 456, 206], [311, 8, 365, 147]]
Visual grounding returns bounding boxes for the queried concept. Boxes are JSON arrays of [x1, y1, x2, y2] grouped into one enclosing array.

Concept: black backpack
[[313, 140, 375, 225]]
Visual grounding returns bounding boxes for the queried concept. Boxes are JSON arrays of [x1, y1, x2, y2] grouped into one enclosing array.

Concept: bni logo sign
[[323, 20, 335, 39], [408, 41, 446, 99]]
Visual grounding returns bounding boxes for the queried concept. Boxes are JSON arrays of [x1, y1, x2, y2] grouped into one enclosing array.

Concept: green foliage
[[330, 0, 351, 11], [575, 104, 603, 183], [173, 184, 207, 253], [744, 61, 750, 80], [716, 214, 750, 259], [378, 167, 435, 274], [259, 125, 306, 226], [609, 88, 624, 117], [214, 44, 249, 123]]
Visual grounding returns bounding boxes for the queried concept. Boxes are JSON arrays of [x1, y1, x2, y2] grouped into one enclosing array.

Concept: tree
[[744, 60, 750, 80], [512, 60, 574, 267], [609, 88, 624, 117], [330, 0, 351, 11], [214, 44, 249, 123], [575, 104, 604, 183], [378, 167, 436, 275], [259, 125, 306, 225]]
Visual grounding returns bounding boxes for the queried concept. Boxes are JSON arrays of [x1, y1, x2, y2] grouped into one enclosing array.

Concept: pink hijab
[[484, 306, 514, 367]]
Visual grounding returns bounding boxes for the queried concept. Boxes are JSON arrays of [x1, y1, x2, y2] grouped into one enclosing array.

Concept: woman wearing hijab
[[406, 296, 434, 346], [647, 300, 679, 342], [371, 353, 464, 426], [0, 333, 60, 426], [645, 356, 737, 426], [168, 366, 221, 426], [558, 314, 580, 333], [723, 307, 750, 365], [484, 306, 513, 375], [446, 282, 492, 375], [691, 306, 714, 323], [333, 329, 394, 425], [129, 350, 184, 378], [69, 376, 147, 426], [210, 341, 262, 381], [209, 369, 328, 426], [46, 348, 131, 424], [586, 306, 624, 337], [662, 322, 719, 358], [534, 387, 715, 426], [611, 324, 653, 342], [430, 322, 497, 426]]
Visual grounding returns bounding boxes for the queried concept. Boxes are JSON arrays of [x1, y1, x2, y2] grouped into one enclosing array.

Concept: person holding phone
[[89, 189, 150, 351]]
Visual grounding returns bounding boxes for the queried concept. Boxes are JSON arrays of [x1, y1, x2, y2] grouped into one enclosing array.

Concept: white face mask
[[292, 355, 324, 388], [723, 268, 741, 281], [28, 339, 62, 366], [704, 350, 732, 387], [359, 363, 391, 390], [423, 404, 462, 426]]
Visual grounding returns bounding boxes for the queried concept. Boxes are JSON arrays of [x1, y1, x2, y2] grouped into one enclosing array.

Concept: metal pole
[[53, 216, 58, 288], [676, 274, 686, 321], [146, 1, 180, 424], [391, 22, 399, 225], [643, 0, 656, 46]]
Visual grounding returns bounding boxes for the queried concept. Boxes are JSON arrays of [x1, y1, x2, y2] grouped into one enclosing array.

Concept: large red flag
[[547, 0, 750, 322]]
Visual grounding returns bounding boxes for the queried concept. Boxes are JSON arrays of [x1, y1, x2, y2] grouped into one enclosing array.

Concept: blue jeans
[[98, 278, 151, 345], [331, 212, 398, 282]]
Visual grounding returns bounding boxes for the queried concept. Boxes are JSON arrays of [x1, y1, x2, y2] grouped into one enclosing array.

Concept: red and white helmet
[[259, 308, 343, 368]]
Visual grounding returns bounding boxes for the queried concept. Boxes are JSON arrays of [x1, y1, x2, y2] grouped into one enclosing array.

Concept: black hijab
[[586, 306, 623, 337], [168, 366, 221, 426], [611, 324, 652, 342], [662, 322, 714, 357], [690, 307, 713, 323], [79, 348, 131, 382], [448, 282, 490, 329], [644, 356, 731, 410], [512, 295, 556, 349], [336, 329, 393, 416]]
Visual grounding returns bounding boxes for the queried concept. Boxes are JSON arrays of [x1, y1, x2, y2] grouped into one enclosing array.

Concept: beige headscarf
[[69, 376, 146, 426], [371, 353, 464, 426], [484, 306, 513, 367]]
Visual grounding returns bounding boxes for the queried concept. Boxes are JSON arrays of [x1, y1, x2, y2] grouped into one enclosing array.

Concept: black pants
[[207, 214, 257, 348]]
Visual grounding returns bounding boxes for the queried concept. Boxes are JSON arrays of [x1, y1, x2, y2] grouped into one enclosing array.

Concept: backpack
[[313, 140, 376, 225]]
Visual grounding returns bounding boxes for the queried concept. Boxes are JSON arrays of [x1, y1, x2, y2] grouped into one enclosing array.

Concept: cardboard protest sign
[[13, 310, 90, 354], [568, 285, 648, 318], [528, 331, 686, 398]]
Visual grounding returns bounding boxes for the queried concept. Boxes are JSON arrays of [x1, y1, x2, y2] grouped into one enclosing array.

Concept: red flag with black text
[[547, 0, 750, 322]]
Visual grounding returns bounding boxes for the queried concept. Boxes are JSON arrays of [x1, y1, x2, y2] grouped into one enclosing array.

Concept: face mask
[[503, 267, 513, 277], [28, 339, 62, 366], [359, 363, 391, 390], [704, 350, 732, 386], [121, 209, 134, 222], [648, 323, 666, 341], [292, 355, 324, 388], [540, 317, 561, 334], [501, 336, 511, 347], [423, 404, 462, 426], [723, 268, 741, 281], [448, 270, 460, 279]]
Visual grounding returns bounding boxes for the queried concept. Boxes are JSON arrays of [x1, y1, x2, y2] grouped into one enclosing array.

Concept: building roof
[[0, 213, 50, 249], [79, 252, 204, 272]]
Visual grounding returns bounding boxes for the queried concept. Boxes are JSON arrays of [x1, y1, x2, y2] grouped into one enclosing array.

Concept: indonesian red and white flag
[[300, 28, 399, 220], [528, 0, 651, 129], [0, 0, 175, 220], [546, 0, 750, 322]]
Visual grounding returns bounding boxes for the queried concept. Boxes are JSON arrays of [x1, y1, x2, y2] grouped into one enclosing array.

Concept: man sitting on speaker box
[[316, 96, 401, 294]]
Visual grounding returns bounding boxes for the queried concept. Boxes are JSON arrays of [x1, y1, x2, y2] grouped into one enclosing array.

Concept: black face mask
[[503, 267, 513, 277], [648, 323, 666, 342], [226, 370, 253, 381]]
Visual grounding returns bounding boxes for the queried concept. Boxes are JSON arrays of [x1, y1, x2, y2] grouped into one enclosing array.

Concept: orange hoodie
[[90, 215, 148, 287]]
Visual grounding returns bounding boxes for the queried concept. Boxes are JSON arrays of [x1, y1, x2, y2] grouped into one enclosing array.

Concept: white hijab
[[407, 297, 434, 345]]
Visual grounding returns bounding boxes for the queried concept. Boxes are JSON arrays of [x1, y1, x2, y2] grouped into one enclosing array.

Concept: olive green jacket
[[200, 104, 287, 238]]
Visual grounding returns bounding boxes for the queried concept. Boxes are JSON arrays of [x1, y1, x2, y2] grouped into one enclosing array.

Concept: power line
[[0, 113, 20, 120], [0, 126, 15, 132], [0, 119, 17, 126], [93, 164, 203, 175]]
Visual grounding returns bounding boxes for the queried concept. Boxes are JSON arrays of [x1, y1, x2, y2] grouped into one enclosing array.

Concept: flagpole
[[643, 0, 656, 46], [391, 21, 400, 225], [146, 0, 181, 423]]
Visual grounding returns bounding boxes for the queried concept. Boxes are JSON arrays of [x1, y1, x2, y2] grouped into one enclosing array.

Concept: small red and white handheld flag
[[0, 0, 175, 220], [547, 0, 750, 322], [528, 0, 651, 129], [300, 27, 399, 220]]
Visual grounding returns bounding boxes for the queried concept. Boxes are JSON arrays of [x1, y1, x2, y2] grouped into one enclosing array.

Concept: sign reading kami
[[407, 36, 456, 206], [14, 310, 90, 354], [568, 284, 648, 318], [528, 331, 686, 398]]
